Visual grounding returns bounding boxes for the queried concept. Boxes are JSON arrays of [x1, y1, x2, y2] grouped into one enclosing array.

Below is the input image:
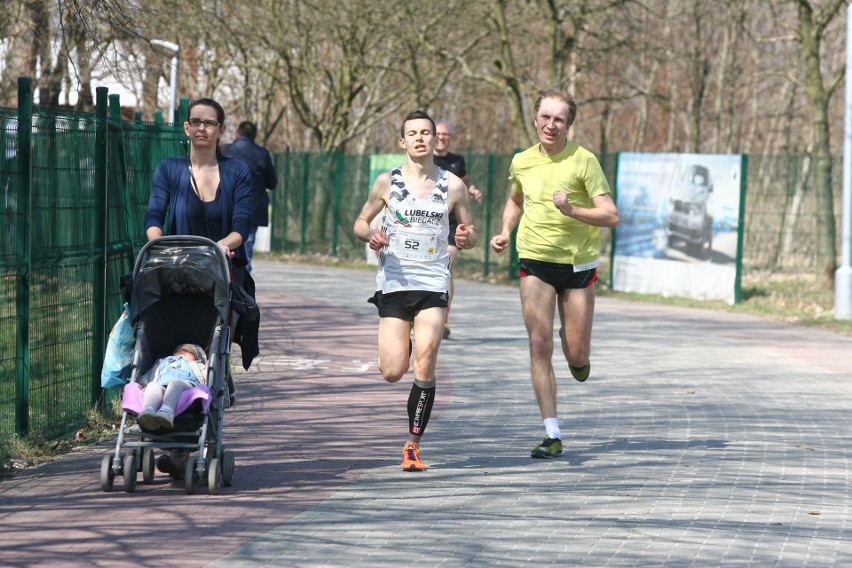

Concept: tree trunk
[[794, 0, 842, 287], [688, 6, 709, 153], [491, 0, 530, 148], [0, 2, 32, 105], [141, 46, 164, 120], [781, 153, 811, 263]]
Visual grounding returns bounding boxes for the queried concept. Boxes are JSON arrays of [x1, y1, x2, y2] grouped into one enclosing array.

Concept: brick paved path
[[2, 260, 852, 567]]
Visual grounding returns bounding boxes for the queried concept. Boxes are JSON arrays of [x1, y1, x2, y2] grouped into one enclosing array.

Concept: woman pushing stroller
[[144, 96, 259, 400]]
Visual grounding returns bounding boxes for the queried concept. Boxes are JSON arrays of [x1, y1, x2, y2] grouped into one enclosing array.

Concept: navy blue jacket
[[222, 137, 278, 227], [145, 155, 253, 261]]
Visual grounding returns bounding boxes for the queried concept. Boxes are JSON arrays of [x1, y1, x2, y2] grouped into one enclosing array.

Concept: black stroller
[[100, 235, 235, 494]]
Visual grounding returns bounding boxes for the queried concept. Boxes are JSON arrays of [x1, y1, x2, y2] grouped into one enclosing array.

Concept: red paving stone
[[0, 287, 450, 568]]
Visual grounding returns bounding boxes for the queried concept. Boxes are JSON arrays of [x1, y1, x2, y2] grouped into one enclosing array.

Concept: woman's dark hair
[[187, 98, 225, 124], [186, 98, 226, 156]]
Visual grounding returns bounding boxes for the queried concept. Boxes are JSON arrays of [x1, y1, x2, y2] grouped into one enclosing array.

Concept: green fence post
[[172, 98, 191, 168], [300, 153, 309, 255], [331, 152, 344, 257], [483, 153, 494, 276], [15, 77, 33, 436], [609, 152, 620, 289], [282, 150, 290, 251], [177, 97, 189, 126], [45, 112, 58, 252], [92, 87, 109, 407], [269, 153, 278, 250], [734, 154, 748, 304], [109, 93, 136, 253]]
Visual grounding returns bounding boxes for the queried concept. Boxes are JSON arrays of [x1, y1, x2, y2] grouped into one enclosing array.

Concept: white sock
[[159, 405, 174, 415], [544, 418, 561, 440]]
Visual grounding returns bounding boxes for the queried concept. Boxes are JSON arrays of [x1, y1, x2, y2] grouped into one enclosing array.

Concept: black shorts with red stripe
[[518, 258, 597, 293]]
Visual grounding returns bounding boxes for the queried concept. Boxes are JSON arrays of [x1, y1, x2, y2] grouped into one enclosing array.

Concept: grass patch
[[0, 392, 123, 477]]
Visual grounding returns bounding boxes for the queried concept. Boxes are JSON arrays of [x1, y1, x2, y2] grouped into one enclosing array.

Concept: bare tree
[[787, 0, 846, 285], [0, 0, 848, 172], [685, 3, 712, 153], [0, 1, 34, 105], [247, 0, 417, 153], [710, 2, 749, 154]]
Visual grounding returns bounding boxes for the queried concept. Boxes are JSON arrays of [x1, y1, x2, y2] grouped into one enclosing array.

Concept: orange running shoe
[[401, 442, 427, 472]]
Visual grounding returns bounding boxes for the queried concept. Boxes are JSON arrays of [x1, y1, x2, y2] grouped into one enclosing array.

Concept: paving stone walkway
[[2, 259, 851, 567]]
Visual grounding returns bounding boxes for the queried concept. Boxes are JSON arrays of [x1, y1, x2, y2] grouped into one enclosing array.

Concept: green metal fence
[[268, 151, 527, 276], [267, 150, 842, 297], [1, 79, 186, 441], [0, 76, 845, 445], [740, 154, 842, 307]]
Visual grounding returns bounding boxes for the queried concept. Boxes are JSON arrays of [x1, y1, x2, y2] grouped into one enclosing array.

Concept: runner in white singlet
[[376, 166, 451, 295], [354, 110, 477, 472]]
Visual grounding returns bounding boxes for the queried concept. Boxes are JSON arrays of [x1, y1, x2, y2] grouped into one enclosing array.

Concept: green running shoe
[[570, 363, 590, 382], [531, 436, 563, 459], [559, 327, 590, 382]]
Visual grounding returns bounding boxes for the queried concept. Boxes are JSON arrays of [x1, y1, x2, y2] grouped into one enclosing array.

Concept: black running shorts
[[368, 290, 449, 321], [518, 258, 597, 293]]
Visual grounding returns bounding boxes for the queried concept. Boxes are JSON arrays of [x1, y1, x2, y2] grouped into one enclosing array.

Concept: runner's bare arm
[[354, 173, 391, 250], [462, 174, 483, 203], [491, 190, 523, 254], [449, 174, 477, 250], [553, 192, 619, 228]]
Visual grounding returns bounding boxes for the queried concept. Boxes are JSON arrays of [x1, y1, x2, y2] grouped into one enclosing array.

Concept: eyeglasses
[[187, 117, 222, 128]]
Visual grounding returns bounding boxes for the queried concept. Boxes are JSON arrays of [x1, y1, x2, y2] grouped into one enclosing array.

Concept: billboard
[[612, 152, 745, 304]]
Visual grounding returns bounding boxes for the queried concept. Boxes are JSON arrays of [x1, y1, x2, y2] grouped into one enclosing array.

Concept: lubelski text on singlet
[[401, 209, 444, 225]]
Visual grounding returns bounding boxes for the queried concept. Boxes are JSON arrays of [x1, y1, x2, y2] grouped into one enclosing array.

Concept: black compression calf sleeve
[[407, 381, 435, 437]]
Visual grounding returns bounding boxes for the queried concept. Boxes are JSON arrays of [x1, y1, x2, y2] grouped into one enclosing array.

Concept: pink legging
[[142, 379, 195, 412]]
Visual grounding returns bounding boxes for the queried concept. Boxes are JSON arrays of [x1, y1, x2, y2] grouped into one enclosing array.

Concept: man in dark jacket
[[222, 121, 278, 272], [433, 121, 482, 338]]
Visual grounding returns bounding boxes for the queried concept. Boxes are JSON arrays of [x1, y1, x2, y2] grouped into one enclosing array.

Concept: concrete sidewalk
[[2, 259, 852, 567]]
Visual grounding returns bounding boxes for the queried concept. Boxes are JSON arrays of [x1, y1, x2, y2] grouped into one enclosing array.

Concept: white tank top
[[376, 167, 451, 294]]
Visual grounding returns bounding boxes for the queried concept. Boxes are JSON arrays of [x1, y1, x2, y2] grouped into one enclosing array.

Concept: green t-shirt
[[508, 141, 610, 266]]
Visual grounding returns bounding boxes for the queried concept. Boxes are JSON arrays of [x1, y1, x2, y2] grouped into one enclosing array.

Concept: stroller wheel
[[207, 457, 221, 495], [123, 453, 137, 493], [222, 451, 235, 487], [100, 455, 115, 492], [142, 448, 156, 484], [184, 456, 198, 495]]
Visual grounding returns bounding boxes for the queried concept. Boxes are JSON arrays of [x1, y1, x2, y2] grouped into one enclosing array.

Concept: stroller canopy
[[130, 236, 231, 324]]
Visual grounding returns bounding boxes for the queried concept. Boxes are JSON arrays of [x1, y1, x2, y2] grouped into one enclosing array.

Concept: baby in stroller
[[100, 236, 238, 494], [137, 343, 209, 431]]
